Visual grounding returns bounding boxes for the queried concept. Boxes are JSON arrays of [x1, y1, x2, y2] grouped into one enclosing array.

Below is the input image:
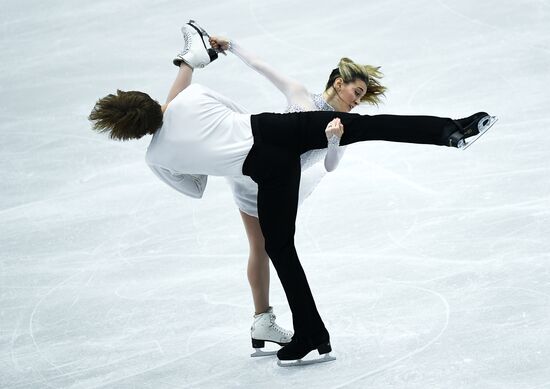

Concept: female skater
[[89, 20, 495, 366], [207, 35, 387, 356]]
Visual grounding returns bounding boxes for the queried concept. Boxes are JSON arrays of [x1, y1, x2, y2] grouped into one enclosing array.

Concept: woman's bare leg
[[165, 63, 193, 106], [240, 210, 270, 315]]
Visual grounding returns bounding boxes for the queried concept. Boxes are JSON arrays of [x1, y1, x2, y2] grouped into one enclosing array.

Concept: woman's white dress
[[224, 42, 346, 217]]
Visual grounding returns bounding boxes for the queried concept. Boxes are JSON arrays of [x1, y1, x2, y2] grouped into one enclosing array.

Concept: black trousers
[[242, 111, 455, 345]]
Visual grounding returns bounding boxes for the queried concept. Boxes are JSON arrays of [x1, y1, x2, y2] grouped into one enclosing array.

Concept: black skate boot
[[276, 335, 336, 367], [173, 20, 218, 68], [447, 112, 498, 149]]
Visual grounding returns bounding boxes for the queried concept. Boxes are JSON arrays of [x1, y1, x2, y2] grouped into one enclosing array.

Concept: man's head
[[89, 90, 163, 140]]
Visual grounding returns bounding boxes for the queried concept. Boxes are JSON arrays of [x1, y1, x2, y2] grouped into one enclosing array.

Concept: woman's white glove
[[209, 36, 231, 53], [325, 118, 344, 145]]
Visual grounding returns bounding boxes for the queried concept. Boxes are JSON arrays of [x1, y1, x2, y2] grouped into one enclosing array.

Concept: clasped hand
[[325, 118, 344, 140]]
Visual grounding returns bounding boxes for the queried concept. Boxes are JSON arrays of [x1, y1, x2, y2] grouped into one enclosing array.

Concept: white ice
[[2, 0, 550, 388]]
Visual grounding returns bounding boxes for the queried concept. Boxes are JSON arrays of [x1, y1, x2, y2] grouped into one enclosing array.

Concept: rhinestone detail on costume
[[289, 94, 338, 170]]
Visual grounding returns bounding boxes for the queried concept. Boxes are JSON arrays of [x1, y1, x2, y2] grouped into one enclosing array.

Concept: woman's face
[[333, 79, 368, 112]]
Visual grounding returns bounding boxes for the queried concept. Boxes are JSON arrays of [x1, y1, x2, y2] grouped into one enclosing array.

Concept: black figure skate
[[448, 112, 498, 149], [276, 336, 336, 367]]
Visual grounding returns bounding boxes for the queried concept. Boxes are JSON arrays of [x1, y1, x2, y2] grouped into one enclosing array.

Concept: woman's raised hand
[[325, 118, 344, 140], [209, 36, 231, 52]]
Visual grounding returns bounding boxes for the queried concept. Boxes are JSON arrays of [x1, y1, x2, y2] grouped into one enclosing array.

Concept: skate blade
[[277, 353, 336, 367], [187, 19, 227, 56], [460, 115, 498, 150], [188, 20, 210, 38], [251, 348, 279, 357]]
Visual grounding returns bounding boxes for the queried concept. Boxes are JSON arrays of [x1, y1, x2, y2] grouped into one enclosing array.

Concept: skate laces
[[269, 314, 292, 336], [179, 27, 192, 55]]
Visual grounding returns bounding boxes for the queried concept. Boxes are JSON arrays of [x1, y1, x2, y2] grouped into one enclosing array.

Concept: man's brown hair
[[89, 90, 163, 141]]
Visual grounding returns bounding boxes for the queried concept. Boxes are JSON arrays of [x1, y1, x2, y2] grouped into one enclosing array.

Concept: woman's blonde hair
[[325, 57, 387, 106]]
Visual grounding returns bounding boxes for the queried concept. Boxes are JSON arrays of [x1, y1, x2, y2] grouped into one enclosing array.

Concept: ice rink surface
[[2, 0, 550, 388]]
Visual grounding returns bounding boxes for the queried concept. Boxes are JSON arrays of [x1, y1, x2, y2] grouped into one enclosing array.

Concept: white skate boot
[[250, 307, 293, 357], [173, 20, 218, 68]]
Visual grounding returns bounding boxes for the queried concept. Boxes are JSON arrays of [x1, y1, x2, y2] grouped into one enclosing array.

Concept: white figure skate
[[173, 20, 218, 68], [250, 307, 293, 357]]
